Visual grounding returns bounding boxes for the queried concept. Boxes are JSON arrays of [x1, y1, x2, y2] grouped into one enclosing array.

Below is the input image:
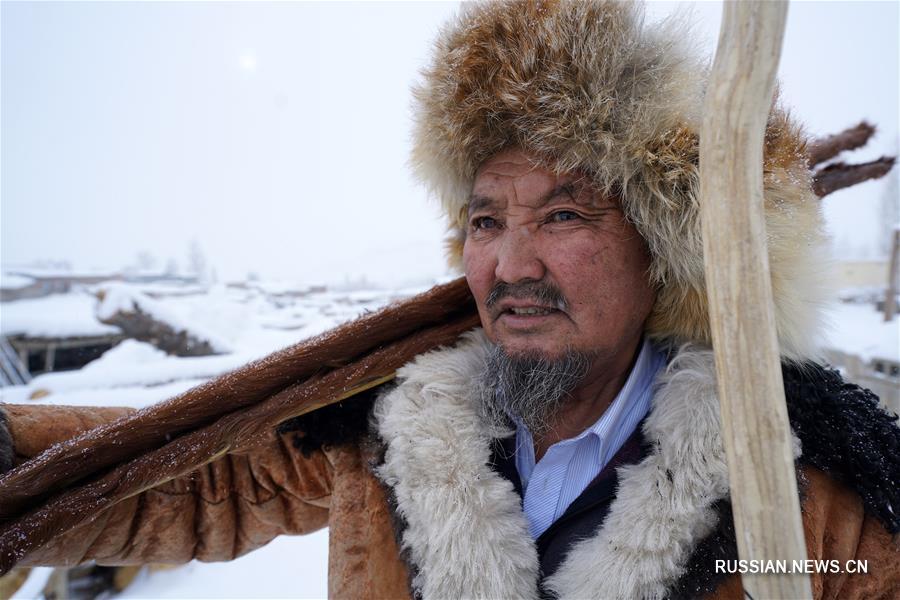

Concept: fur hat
[[411, 0, 829, 361]]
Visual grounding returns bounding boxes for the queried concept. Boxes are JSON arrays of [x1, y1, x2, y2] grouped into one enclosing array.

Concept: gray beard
[[477, 343, 591, 437]]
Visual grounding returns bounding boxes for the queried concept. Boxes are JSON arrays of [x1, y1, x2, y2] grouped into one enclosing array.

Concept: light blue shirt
[[515, 338, 665, 539]]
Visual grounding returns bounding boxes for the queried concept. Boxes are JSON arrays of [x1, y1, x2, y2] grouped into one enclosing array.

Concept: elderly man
[[2, 1, 899, 598]]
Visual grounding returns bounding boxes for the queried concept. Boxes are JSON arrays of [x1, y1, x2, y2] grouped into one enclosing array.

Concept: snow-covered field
[[1, 279, 897, 599]]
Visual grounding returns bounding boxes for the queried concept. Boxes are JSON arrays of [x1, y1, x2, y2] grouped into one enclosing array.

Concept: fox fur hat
[[411, 0, 829, 361]]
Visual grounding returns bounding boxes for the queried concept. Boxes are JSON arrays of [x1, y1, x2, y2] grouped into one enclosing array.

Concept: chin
[[496, 338, 567, 361]]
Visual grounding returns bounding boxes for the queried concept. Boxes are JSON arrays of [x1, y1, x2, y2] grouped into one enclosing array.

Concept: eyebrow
[[466, 184, 576, 217]]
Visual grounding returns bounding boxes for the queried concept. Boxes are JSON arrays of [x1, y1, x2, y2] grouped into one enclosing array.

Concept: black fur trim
[[277, 385, 382, 457], [668, 467, 812, 599], [667, 499, 737, 600], [783, 362, 900, 534], [0, 407, 13, 475]]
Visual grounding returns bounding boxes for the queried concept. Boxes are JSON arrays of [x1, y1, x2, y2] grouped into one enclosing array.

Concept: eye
[[549, 210, 581, 223], [471, 216, 498, 230]]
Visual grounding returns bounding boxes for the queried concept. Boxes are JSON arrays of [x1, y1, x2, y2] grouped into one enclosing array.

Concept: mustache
[[485, 280, 569, 314]]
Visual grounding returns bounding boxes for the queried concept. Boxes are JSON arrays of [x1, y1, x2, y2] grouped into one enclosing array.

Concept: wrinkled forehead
[[467, 171, 615, 217], [467, 148, 612, 214]]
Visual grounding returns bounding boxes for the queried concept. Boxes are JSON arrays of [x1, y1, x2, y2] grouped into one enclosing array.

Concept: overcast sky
[[2, 1, 898, 286]]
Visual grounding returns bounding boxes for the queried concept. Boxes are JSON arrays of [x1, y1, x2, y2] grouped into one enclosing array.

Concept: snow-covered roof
[[1, 292, 121, 338], [4, 266, 120, 279], [97, 284, 233, 353], [0, 274, 36, 290]]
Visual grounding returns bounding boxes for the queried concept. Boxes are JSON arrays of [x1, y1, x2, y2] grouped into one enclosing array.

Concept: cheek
[[463, 241, 502, 338], [591, 243, 656, 325], [462, 240, 493, 301], [547, 235, 653, 314]]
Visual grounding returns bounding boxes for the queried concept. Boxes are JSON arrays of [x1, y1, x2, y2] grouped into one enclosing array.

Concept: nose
[[494, 225, 546, 284]]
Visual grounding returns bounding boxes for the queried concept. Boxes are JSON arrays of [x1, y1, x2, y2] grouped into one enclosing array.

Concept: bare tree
[[164, 258, 179, 277], [187, 240, 208, 283], [135, 250, 157, 272]]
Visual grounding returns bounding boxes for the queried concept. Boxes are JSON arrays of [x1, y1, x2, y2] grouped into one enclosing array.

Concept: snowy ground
[[11, 532, 330, 600], [825, 301, 899, 363], [116, 532, 330, 600], [1, 280, 897, 599]]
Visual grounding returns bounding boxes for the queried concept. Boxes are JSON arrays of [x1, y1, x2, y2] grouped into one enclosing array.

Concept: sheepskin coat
[[5, 330, 899, 599]]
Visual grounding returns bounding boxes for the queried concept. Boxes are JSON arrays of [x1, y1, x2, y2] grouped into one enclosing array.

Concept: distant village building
[[0, 271, 120, 302], [0, 287, 126, 381], [833, 259, 891, 290], [0, 269, 202, 385]]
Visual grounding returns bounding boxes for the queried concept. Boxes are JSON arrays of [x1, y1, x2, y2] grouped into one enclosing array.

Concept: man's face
[[463, 147, 656, 363]]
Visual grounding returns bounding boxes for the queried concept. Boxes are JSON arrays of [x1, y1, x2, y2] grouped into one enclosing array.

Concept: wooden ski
[[699, 2, 812, 598]]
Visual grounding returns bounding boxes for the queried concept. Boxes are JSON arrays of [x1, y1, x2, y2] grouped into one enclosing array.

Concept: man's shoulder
[[278, 329, 492, 457], [782, 361, 900, 535], [665, 361, 900, 600]]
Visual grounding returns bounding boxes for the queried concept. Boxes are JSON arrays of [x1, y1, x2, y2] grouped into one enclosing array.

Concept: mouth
[[503, 306, 558, 316], [493, 296, 567, 317], [493, 301, 566, 328], [484, 281, 569, 326]]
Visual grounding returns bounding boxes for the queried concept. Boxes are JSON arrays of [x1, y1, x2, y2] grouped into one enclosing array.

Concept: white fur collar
[[372, 330, 800, 599]]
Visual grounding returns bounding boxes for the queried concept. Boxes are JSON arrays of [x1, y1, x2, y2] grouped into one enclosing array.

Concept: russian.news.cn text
[[715, 560, 868, 575]]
